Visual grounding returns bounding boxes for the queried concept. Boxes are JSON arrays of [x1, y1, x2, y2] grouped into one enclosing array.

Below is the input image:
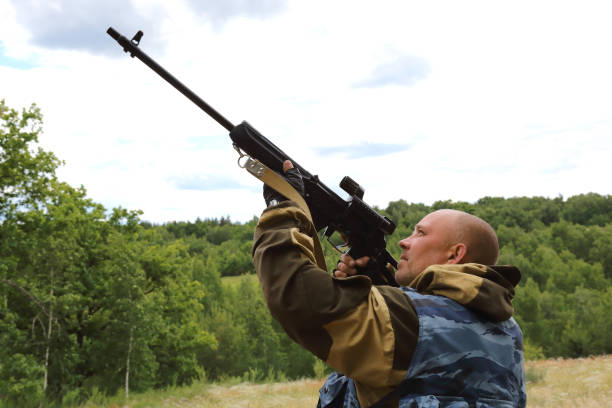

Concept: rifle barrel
[[106, 27, 235, 132]]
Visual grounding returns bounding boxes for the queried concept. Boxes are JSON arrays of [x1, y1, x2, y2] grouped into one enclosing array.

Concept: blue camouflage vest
[[318, 287, 526, 408]]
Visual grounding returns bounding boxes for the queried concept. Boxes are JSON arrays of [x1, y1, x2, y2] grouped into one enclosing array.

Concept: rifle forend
[[107, 27, 399, 286]]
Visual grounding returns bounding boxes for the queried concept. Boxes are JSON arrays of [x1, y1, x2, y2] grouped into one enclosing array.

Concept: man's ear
[[447, 243, 467, 264]]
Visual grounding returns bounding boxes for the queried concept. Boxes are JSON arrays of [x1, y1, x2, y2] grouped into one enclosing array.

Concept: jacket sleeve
[[253, 202, 419, 405]]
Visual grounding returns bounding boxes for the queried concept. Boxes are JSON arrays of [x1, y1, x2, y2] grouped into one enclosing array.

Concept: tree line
[[1, 100, 610, 406]]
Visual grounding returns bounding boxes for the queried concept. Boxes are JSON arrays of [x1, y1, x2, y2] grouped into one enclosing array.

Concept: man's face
[[396, 211, 454, 285]]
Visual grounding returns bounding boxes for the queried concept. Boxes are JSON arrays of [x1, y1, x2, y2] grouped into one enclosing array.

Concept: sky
[[1, 0, 611, 224]]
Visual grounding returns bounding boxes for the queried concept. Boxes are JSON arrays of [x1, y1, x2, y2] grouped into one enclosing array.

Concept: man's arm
[[253, 202, 418, 404]]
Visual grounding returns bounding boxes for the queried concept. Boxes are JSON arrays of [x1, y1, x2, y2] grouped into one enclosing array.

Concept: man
[[253, 162, 526, 407]]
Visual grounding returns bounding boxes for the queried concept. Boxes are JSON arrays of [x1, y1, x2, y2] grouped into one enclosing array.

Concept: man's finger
[[336, 261, 348, 272], [282, 160, 294, 172], [336, 261, 355, 277], [340, 254, 355, 267]]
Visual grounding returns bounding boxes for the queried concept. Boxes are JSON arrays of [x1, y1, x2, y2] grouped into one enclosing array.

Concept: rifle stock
[[107, 27, 398, 286]]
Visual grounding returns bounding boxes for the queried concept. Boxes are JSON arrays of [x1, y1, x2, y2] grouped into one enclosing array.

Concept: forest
[[1, 100, 611, 407]]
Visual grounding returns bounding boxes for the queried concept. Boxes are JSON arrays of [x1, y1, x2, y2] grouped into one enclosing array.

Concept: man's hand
[[263, 160, 305, 206], [334, 254, 370, 278], [281, 160, 294, 173]]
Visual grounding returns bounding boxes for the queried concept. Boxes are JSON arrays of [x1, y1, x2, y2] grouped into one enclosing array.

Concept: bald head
[[396, 209, 500, 284], [435, 209, 499, 265]]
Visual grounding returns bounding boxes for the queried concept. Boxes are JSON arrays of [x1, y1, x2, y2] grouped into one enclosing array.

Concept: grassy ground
[[78, 355, 611, 407], [77, 379, 321, 408], [525, 355, 612, 407]]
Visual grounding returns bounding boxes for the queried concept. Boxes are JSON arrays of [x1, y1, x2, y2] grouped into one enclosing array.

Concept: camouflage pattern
[[319, 287, 526, 408], [318, 372, 359, 408]]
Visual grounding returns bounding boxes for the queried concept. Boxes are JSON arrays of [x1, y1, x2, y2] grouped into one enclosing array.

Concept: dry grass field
[[524, 355, 612, 407], [81, 355, 611, 407], [162, 379, 321, 408]]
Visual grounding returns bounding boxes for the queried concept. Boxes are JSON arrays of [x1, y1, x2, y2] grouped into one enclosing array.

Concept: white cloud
[[1, 0, 611, 224]]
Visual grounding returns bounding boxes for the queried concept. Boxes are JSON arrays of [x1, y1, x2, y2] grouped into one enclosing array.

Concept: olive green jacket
[[253, 202, 520, 407]]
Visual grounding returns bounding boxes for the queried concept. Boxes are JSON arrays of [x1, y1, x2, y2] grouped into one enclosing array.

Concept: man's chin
[[395, 266, 413, 286]]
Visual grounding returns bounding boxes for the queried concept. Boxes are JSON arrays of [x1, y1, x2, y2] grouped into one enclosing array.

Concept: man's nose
[[399, 238, 411, 249]]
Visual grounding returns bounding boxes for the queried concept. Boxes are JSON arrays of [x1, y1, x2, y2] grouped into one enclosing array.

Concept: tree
[[1, 100, 63, 406], [0, 100, 61, 214], [1, 100, 218, 404], [562, 193, 612, 226]]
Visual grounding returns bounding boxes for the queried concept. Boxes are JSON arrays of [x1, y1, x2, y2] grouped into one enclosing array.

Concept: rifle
[[106, 27, 398, 286]]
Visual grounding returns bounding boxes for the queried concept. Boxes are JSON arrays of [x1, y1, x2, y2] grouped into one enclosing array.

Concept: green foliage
[[522, 339, 545, 361], [0, 100, 62, 214], [0, 353, 45, 407], [157, 218, 257, 277], [313, 359, 334, 379], [562, 193, 612, 226]]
